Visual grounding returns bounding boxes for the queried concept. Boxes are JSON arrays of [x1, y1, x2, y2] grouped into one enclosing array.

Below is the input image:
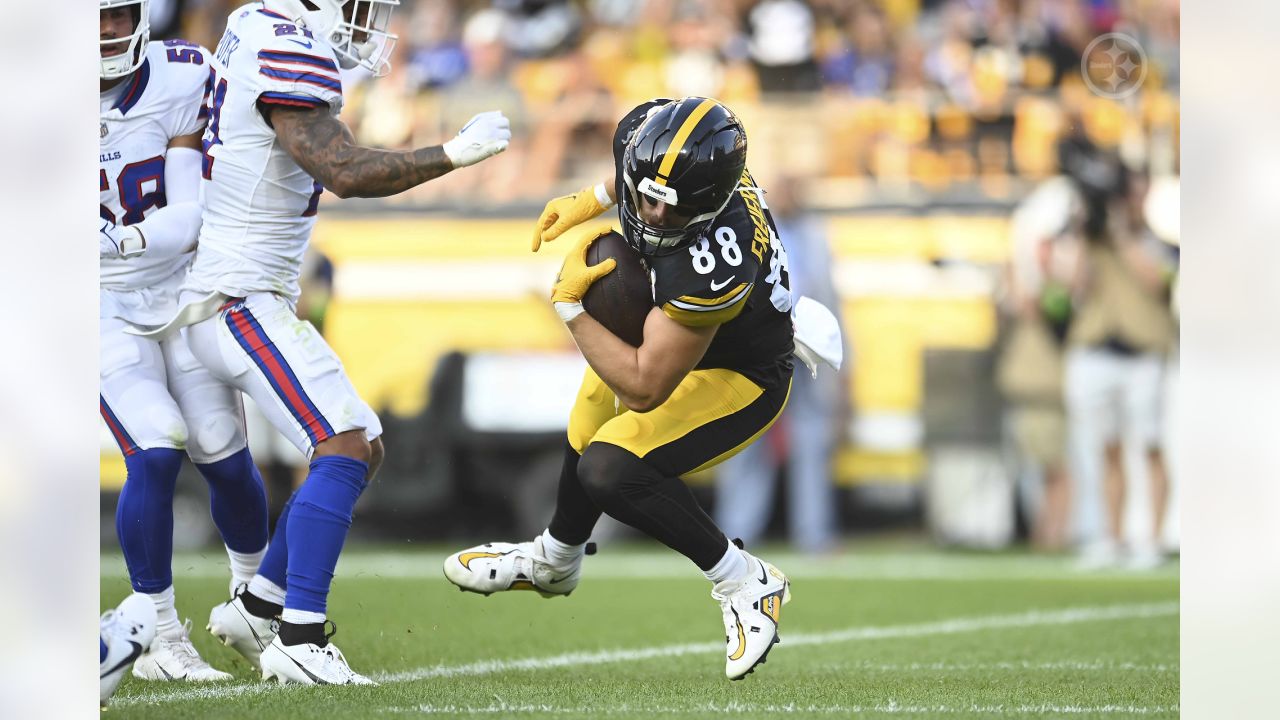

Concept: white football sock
[[227, 545, 267, 590], [540, 529, 586, 568], [148, 585, 182, 639], [281, 608, 325, 625], [248, 574, 286, 605], [703, 542, 749, 586]]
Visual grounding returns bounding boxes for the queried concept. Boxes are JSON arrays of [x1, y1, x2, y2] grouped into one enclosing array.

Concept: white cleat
[[443, 538, 583, 598], [207, 589, 277, 670], [101, 593, 158, 706], [260, 635, 375, 685], [713, 551, 791, 680], [132, 619, 233, 682]]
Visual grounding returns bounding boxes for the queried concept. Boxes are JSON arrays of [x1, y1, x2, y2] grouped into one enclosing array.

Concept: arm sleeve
[[130, 147, 202, 258], [255, 38, 344, 112]]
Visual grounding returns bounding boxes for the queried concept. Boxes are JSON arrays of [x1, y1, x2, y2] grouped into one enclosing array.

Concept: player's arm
[[265, 104, 509, 199], [566, 307, 717, 413], [100, 132, 204, 260], [550, 230, 718, 412]]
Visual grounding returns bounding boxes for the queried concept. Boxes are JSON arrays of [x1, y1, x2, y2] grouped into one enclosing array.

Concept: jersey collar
[[112, 58, 151, 116]]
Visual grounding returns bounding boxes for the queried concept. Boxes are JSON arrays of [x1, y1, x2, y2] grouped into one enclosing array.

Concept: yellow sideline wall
[[100, 213, 1008, 490]]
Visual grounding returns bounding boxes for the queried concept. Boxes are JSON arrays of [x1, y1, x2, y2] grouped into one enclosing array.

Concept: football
[[583, 230, 653, 347]]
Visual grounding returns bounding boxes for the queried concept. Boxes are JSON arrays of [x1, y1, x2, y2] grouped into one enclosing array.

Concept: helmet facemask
[[280, 0, 400, 77], [99, 0, 150, 80], [620, 170, 730, 257]]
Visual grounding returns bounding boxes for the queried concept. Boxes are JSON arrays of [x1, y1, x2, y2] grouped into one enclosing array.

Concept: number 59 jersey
[[100, 40, 209, 294], [186, 4, 345, 305]]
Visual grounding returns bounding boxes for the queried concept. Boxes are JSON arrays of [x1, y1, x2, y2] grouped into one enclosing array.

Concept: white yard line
[[111, 601, 1178, 708], [101, 551, 1181, 582], [382, 701, 1179, 716]]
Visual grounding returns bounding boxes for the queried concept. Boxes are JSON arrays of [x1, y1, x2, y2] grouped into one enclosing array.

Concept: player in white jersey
[[99, 0, 271, 683], [173, 1, 511, 685]]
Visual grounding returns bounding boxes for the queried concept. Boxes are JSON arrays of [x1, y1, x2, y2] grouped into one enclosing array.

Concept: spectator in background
[[435, 8, 531, 202], [997, 176, 1081, 551], [404, 0, 469, 91], [495, 0, 583, 58], [1063, 165, 1176, 570], [821, 3, 895, 96], [715, 176, 847, 553], [744, 0, 822, 93]]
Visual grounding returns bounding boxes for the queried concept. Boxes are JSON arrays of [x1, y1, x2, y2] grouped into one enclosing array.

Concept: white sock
[[148, 585, 182, 638], [703, 542, 749, 586], [227, 545, 267, 589], [248, 575, 286, 605], [540, 529, 586, 568], [281, 608, 325, 625]]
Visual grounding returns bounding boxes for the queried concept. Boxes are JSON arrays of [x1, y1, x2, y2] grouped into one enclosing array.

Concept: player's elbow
[[618, 385, 674, 414], [325, 175, 359, 199]]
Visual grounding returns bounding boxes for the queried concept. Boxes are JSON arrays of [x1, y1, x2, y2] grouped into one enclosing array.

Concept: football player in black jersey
[[445, 98, 795, 679]]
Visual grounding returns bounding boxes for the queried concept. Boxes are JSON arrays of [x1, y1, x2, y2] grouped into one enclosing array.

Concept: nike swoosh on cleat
[[283, 651, 328, 684], [159, 664, 176, 681], [728, 609, 748, 661], [458, 551, 504, 569], [758, 562, 769, 585], [100, 641, 143, 678]]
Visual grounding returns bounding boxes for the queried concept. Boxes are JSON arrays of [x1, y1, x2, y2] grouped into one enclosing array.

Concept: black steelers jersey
[[612, 100, 794, 389]]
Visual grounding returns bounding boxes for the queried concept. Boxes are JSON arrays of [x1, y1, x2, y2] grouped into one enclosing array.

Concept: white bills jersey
[[185, 3, 345, 304], [99, 40, 209, 294]]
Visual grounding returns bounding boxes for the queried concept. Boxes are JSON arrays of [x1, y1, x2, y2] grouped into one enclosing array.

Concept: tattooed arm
[[264, 104, 511, 199]]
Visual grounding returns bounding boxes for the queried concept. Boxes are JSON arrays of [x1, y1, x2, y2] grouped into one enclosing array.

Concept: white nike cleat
[[100, 593, 157, 706], [713, 551, 791, 680], [132, 619, 233, 682], [442, 537, 585, 597], [207, 588, 277, 670], [260, 634, 375, 685]]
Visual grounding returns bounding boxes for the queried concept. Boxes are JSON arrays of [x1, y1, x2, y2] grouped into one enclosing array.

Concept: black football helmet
[[620, 97, 748, 257]]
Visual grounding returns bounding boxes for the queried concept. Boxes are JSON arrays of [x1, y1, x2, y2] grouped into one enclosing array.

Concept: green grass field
[[101, 543, 1178, 719]]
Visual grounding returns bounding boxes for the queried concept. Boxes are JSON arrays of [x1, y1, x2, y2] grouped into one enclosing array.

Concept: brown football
[[583, 231, 652, 347]]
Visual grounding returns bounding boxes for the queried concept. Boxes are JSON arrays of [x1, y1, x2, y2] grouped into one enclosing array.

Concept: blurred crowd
[[159, 0, 1179, 206]]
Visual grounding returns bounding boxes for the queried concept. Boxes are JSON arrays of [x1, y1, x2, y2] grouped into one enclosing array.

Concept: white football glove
[[442, 110, 512, 169], [100, 219, 145, 259]]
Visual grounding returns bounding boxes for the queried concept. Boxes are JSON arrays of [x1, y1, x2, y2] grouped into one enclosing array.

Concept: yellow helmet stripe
[[654, 98, 718, 187]]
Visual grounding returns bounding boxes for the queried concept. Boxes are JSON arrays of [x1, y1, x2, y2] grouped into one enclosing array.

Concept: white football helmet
[[99, 0, 150, 80], [267, 0, 399, 77]]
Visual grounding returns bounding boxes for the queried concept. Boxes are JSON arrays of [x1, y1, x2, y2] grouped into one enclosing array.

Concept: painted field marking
[[382, 701, 1179, 716], [101, 551, 1180, 583], [112, 601, 1178, 708]]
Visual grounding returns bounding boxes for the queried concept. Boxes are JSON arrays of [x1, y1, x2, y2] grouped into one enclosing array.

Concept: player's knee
[[146, 406, 189, 449], [577, 442, 631, 501], [187, 414, 244, 463], [314, 429, 372, 465]]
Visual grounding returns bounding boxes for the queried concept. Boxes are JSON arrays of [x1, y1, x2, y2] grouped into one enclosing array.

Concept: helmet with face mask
[[620, 97, 748, 257], [268, 0, 399, 77], [100, 0, 150, 80]]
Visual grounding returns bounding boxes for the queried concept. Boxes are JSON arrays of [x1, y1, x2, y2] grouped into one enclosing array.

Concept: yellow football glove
[[552, 230, 617, 306], [532, 184, 609, 252]]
